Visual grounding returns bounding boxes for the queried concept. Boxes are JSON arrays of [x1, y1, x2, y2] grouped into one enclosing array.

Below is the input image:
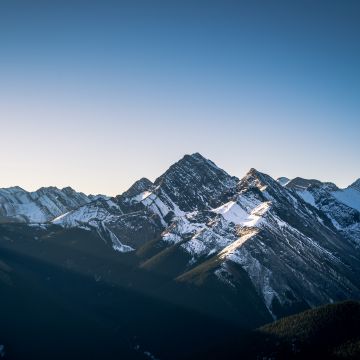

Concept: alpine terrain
[[1, 153, 360, 359]]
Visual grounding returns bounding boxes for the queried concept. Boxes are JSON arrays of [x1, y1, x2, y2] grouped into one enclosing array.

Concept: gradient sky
[[1, 0, 359, 195]]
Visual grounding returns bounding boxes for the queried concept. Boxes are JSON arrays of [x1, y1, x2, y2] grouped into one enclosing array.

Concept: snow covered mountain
[[50, 153, 360, 319], [285, 177, 360, 213], [0, 186, 102, 223], [1, 153, 360, 321], [53, 153, 239, 252], [284, 177, 360, 246], [349, 178, 360, 192], [333, 179, 360, 212]]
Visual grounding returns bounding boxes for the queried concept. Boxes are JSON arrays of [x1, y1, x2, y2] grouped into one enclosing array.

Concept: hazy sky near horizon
[[1, 0, 359, 195]]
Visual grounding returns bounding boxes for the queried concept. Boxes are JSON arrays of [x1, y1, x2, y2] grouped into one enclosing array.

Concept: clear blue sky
[[1, 0, 359, 195]]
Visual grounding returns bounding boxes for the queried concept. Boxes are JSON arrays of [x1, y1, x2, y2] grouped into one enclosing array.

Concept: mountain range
[[1, 152, 360, 359]]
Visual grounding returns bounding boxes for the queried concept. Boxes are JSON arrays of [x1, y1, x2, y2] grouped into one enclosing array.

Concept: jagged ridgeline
[[1, 153, 360, 359]]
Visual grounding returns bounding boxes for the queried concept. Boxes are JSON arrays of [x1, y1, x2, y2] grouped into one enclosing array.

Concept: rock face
[[349, 178, 360, 192], [284, 177, 360, 247], [49, 153, 360, 319], [286, 177, 324, 191], [0, 186, 96, 223], [333, 179, 360, 212], [152, 153, 238, 212], [276, 177, 290, 186], [52, 153, 239, 252]]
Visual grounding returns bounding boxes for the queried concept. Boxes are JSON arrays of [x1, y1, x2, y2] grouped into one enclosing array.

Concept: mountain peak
[[349, 178, 360, 191], [0, 186, 26, 194], [277, 177, 290, 186], [238, 168, 276, 192], [62, 186, 76, 192], [247, 168, 261, 176], [242, 168, 272, 184], [153, 153, 238, 211], [155, 153, 230, 183], [286, 177, 323, 191], [181, 152, 220, 169], [121, 177, 153, 198], [189, 152, 206, 160], [0, 185, 92, 223], [36, 186, 59, 193]]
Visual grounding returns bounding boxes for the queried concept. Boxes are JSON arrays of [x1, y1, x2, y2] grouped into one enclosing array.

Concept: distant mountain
[[349, 178, 360, 192], [282, 177, 360, 246], [334, 179, 360, 212], [0, 186, 106, 223], [276, 177, 290, 186], [286, 177, 324, 191]]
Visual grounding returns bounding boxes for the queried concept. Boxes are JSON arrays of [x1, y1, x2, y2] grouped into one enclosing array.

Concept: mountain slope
[[152, 153, 238, 212], [0, 223, 254, 360], [52, 154, 360, 320], [171, 168, 360, 317], [4, 153, 360, 324], [255, 300, 360, 359], [0, 186, 99, 223], [204, 301, 360, 359], [333, 178, 360, 212], [285, 177, 360, 246]]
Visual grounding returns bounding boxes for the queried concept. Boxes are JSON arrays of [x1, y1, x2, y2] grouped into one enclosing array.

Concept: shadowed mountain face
[[285, 177, 324, 191], [1, 153, 360, 358], [255, 300, 360, 359], [1, 225, 359, 360], [204, 301, 360, 359], [0, 223, 266, 360]]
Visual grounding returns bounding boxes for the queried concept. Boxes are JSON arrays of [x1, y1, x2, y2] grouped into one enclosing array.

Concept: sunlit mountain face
[[1, 153, 360, 359]]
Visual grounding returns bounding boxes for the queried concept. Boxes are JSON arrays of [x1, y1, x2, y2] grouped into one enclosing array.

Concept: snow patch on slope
[[213, 200, 271, 228], [53, 200, 121, 227], [107, 228, 134, 253], [0, 186, 94, 223], [298, 190, 316, 207], [218, 230, 259, 260], [333, 188, 360, 212]]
